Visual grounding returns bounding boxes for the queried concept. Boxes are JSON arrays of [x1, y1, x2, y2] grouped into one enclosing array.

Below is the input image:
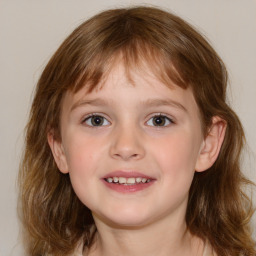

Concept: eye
[[83, 115, 110, 127], [146, 114, 173, 127]]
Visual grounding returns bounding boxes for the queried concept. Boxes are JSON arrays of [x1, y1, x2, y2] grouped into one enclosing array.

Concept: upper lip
[[102, 170, 155, 180]]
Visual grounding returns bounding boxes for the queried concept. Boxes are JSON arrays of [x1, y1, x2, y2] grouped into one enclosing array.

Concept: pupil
[[92, 116, 103, 126], [154, 116, 165, 126]]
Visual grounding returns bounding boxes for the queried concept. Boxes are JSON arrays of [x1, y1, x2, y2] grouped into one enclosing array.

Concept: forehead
[[70, 42, 188, 95], [62, 61, 199, 118], [70, 51, 187, 96]]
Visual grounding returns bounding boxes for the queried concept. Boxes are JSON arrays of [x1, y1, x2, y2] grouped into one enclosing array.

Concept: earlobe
[[195, 116, 226, 172], [47, 131, 69, 174]]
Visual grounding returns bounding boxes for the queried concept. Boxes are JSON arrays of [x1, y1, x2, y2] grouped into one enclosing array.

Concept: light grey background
[[0, 0, 255, 255]]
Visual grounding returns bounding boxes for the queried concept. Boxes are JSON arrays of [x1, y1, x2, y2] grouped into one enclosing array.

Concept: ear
[[195, 116, 226, 172], [47, 131, 69, 174]]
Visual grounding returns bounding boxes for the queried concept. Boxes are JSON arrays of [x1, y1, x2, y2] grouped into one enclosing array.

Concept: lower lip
[[102, 180, 155, 193]]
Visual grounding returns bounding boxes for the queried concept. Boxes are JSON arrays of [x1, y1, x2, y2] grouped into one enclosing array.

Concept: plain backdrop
[[0, 0, 255, 255]]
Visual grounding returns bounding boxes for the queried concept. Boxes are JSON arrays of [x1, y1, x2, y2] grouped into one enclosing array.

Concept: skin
[[48, 62, 226, 256]]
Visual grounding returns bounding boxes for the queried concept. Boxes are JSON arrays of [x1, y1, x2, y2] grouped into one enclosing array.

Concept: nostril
[[112, 152, 141, 161]]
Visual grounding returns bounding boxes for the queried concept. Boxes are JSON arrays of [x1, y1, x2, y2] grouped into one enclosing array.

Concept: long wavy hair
[[19, 6, 255, 256]]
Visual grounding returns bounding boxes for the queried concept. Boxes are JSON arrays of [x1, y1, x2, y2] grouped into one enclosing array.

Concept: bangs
[[70, 38, 188, 94]]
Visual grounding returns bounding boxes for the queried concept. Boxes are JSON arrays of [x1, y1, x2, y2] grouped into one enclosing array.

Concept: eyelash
[[82, 113, 174, 127]]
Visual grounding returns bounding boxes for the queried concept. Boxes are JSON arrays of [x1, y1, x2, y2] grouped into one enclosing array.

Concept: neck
[[86, 215, 204, 256]]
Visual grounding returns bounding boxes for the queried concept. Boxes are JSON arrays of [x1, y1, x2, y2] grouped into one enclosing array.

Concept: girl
[[19, 6, 255, 256]]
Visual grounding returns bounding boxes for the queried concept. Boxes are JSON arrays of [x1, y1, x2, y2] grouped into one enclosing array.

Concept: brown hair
[[19, 6, 255, 256]]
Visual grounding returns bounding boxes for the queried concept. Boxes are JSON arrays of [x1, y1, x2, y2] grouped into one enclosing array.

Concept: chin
[[93, 208, 153, 229]]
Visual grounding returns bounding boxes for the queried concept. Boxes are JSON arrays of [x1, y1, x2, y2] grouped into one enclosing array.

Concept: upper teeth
[[106, 177, 150, 184]]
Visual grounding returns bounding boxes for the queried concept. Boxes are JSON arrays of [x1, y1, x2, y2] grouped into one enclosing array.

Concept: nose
[[109, 124, 145, 161]]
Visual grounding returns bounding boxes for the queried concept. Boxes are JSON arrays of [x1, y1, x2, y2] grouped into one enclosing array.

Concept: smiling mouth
[[104, 177, 152, 185], [102, 171, 155, 193]]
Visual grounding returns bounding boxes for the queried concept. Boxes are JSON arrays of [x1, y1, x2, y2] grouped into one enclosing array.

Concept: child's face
[[52, 62, 206, 228]]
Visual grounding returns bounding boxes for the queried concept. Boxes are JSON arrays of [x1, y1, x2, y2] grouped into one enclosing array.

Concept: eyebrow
[[71, 98, 187, 112], [71, 98, 113, 111], [141, 98, 187, 112]]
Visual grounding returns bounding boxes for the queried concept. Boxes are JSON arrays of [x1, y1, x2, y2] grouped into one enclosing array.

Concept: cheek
[[142, 134, 199, 214], [63, 135, 105, 193], [151, 132, 200, 180], [64, 139, 104, 208], [65, 133, 103, 170]]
